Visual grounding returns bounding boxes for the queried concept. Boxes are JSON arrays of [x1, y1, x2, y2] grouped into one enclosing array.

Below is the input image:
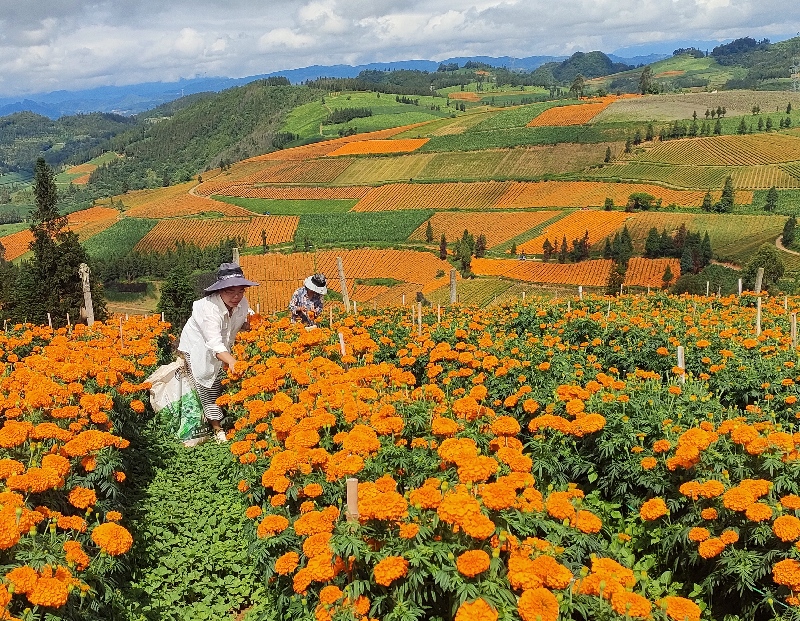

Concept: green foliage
[[764, 186, 778, 212], [157, 264, 197, 334], [671, 263, 741, 295], [294, 211, 433, 245], [83, 218, 158, 261], [212, 196, 358, 215], [743, 243, 785, 289]]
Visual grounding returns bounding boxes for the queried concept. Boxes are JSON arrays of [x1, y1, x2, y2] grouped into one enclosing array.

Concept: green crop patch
[[295, 210, 433, 244], [83, 217, 158, 261], [212, 196, 358, 215]]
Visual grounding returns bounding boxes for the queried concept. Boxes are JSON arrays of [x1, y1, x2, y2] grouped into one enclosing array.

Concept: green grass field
[[83, 217, 159, 261], [212, 196, 358, 214], [295, 210, 433, 245], [0, 222, 27, 237], [426, 277, 516, 307]]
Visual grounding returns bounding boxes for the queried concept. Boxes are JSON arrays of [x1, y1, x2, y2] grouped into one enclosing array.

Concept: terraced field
[[634, 134, 800, 166], [408, 211, 562, 248], [470, 257, 613, 286], [624, 257, 681, 287], [353, 181, 512, 212], [516, 210, 631, 254]]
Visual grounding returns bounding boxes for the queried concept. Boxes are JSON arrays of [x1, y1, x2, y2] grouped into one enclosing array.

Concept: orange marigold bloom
[[106, 511, 122, 522], [574, 510, 602, 534], [5, 565, 38, 595], [373, 555, 409, 586], [398, 523, 419, 539], [774, 515, 800, 542], [781, 495, 800, 510], [698, 537, 725, 559], [773, 559, 800, 590], [653, 439, 671, 453], [245, 506, 262, 520], [0, 459, 25, 479], [28, 573, 71, 608], [63, 540, 90, 570], [518, 587, 559, 621], [57, 515, 87, 533], [91, 522, 133, 556], [456, 549, 491, 578], [611, 590, 652, 619], [257, 514, 289, 538], [274, 551, 300, 575], [688, 527, 710, 542], [319, 584, 343, 605], [745, 502, 773, 522], [68, 486, 97, 509], [546, 491, 576, 521], [662, 596, 701, 621], [720, 529, 739, 545], [130, 399, 146, 414], [303, 483, 323, 498], [701, 508, 718, 520], [455, 598, 498, 621], [640, 498, 668, 521], [640, 456, 657, 470]]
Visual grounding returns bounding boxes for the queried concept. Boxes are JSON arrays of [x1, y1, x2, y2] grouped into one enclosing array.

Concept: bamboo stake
[[755, 267, 764, 294], [345, 477, 359, 522], [756, 297, 762, 336], [578, 285, 583, 300], [417, 302, 422, 336], [677, 346, 686, 384], [337, 257, 350, 313], [329, 306, 333, 327], [353, 300, 357, 315], [706, 281, 709, 296], [338, 332, 346, 356], [119, 317, 124, 346], [792, 312, 797, 351], [47, 313, 52, 328], [449, 269, 457, 305], [738, 278, 742, 297], [437, 304, 441, 324]]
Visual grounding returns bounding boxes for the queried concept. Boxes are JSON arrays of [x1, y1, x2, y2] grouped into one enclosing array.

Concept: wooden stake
[[606, 301, 611, 319], [119, 317, 124, 345], [256, 303, 260, 314], [677, 346, 686, 384], [232, 247, 240, 266], [706, 281, 709, 296], [353, 300, 357, 315], [417, 301, 422, 336], [338, 332, 346, 357], [345, 477, 359, 522], [792, 312, 797, 350], [578, 285, 583, 300], [161, 312, 165, 322], [647, 286, 650, 295], [755, 267, 764, 294], [329, 306, 333, 326], [337, 257, 350, 313], [756, 297, 762, 336], [785, 296, 789, 311], [522, 291, 525, 300], [450, 269, 457, 305], [47, 313, 52, 328], [437, 304, 441, 324], [567, 300, 571, 312], [402, 294, 406, 306], [738, 278, 742, 296], [79, 263, 95, 327]]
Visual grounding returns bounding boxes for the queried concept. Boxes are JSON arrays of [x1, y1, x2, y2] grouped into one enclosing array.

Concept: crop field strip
[[249, 122, 432, 162], [470, 257, 613, 286], [326, 138, 430, 157], [493, 180, 741, 209], [241, 248, 452, 313], [426, 277, 515, 307], [230, 158, 355, 184], [122, 193, 255, 219], [634, 134, 800, 166], [526, 100, 614, 127], [352, 181, 513, 212], [0, 206, 120, 260], [517, 210, 630, 254], [205, 186, 372, 200], [407, 211, 561, 248], [622, 212, 786, 263], [447, 92, 482, 102], [331, 153, 435, 185], [623, 258, 681, 287], [133, 216, 299, 252]]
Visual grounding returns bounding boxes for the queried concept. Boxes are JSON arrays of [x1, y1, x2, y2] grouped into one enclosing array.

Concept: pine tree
[[764, 186, 778, 212], [680, 245, 694, 276], [604, 197, 614, 211], [510, 241, 517, 256], [558, 235, 568, 263], [700, 232, 713, 267], [9, 159, 107, 326], [425, 220, 434, 243], [766, 116, 773, 131], [644, 227, 661, 258], [662, 264, 674, 288], [701, 191, 713, 212], [783, 216, 797, 247], [157, 263, 196, 334], [439, 234, 448, 260], [603, 237, 612, 259], [714, 119, 722, 135], [718, 176, 735, 212], [474, 234, 487, 258], [604, 146, 611, 163], [542, 238, 553, 262]]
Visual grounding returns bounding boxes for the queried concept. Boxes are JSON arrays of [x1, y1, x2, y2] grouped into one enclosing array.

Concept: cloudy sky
[[0, 0, 797, 97]]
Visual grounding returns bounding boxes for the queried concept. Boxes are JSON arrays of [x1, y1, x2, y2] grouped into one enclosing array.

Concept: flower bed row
[[0, 318, 163, 620], [221, 293, 800, 621]]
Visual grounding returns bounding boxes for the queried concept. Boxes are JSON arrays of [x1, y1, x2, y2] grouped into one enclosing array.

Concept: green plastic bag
[[147, 360, 212, 447]]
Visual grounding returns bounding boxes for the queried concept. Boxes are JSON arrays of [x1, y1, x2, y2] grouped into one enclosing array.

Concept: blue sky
[[0, 0, 797, 97]]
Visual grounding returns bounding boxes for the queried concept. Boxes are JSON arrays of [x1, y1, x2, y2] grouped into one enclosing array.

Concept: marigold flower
[[774, 515, 800, 542], [611, 590, 652, 619], [63, 540, 90, 570], [688, 527, 710, 542], [518, 587, 559, 621], [574, 510, 602, 533], [640, 456, 657, 470], [662, 596, 701, 621], [745, 502, 773, 522], [701, 508, 718, 520], [91, 522, 133, 556], [773, 559, 800, 590], [698, 537, 725, 558], [640, 498, 668, 521], [245, 506, 262, 520], [68, 486, 97, 510], [456, 549, 490, 578], [373, 555, 409, 586], [5, 565, 38, 595], [720, 529, 739, 545], [274, 551, 300, 575], [398, 523, 419, 539], [455, 598, 498, 621]]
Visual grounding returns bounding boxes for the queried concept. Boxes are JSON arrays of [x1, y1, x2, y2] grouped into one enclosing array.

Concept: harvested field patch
[[326, 139, 429, 156], [332, 154, 435, 185], [353, 181, 512, 212], [123, 193, 255, 219]]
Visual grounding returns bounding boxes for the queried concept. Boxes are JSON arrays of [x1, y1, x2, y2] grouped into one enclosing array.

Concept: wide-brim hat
[[304, 273, 327, 295], [204, 263, 259, 293]]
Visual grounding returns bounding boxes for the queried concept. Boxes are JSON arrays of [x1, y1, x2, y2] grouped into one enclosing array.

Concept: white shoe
[[214, 429, 227, 443]]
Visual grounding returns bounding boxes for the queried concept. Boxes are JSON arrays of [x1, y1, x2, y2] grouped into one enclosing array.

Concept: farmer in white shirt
[[178, 263, 258, 443]]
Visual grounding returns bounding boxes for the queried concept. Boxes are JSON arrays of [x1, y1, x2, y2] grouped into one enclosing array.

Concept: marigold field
[[9, 285, 800, 621]]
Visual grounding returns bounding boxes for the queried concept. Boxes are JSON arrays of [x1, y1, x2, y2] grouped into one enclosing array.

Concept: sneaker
[[214, 429, 228, 443]]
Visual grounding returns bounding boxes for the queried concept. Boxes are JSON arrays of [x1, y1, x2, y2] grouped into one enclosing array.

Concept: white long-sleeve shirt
[[177, 294, 250, 388]]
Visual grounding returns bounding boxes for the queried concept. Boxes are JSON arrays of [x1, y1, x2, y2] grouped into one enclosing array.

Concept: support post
[[738, 278, 743, 297], [450, 269, 457, 305], [79, 263, 95, 327], [119, 317, 123, 346], [706, 281, 709, 296], [677, 346, 686, 384], [47, 313, 52, 329], [337, 257, 350, 313], [756, 297, 762, 336], [232, 247, 240, 266], [417, 302, 422, 336], [329, 306, 333, 326], [402, 294, 406, 306], [437, 304, 441, 324], [353, 300, 357, 315], [346, 477, 359, 523], [755, 267, 764, 294], [522, 291, 525, 300], [338, 332, 346, 357], [792, 312, 797, 351], [578, 285, 583, 300]]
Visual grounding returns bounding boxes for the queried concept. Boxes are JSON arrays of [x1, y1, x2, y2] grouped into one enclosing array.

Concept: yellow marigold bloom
[[91, 522, 133, 556], [373, 555, 409, 586], [456, 549, 491, 578]]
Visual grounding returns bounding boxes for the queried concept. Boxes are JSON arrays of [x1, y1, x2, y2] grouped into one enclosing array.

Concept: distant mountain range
[[0, 53, 668, 119]]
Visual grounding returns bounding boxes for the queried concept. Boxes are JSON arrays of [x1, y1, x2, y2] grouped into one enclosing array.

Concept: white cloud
[[258, 28, 315, 51]]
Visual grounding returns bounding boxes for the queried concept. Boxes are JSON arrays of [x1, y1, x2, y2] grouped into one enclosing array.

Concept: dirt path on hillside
[[776, 235, 800, 256]]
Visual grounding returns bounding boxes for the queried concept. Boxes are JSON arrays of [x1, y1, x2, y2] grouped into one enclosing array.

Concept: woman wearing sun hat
[[289, 273, 327, 327], [178, 262, 258, 442]]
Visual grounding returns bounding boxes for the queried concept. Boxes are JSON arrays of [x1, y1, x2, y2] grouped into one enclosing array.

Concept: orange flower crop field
[[635, 133, 800, 166], [0, 207, 120, 260], [494, 181, 747, 209], [516, 210, 630, 254], [526, 100, 613, 127], [231, 158, 355, 184], [71, 173, 91, 185], [623, 257, 681, 288], [242, 248, 452, 313], [250, 123, 431, 161], [122, 193, 255, 219], [326, 139, 430, 157], [200, 185, 372, 200], [471, 257, 613, 286], [132, 216, 299, 253], [353, 181, 513, 212], [408, 211, 561, 248]]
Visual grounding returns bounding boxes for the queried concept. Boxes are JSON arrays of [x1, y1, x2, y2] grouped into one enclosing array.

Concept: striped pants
[[179, 352, 224, 422]]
